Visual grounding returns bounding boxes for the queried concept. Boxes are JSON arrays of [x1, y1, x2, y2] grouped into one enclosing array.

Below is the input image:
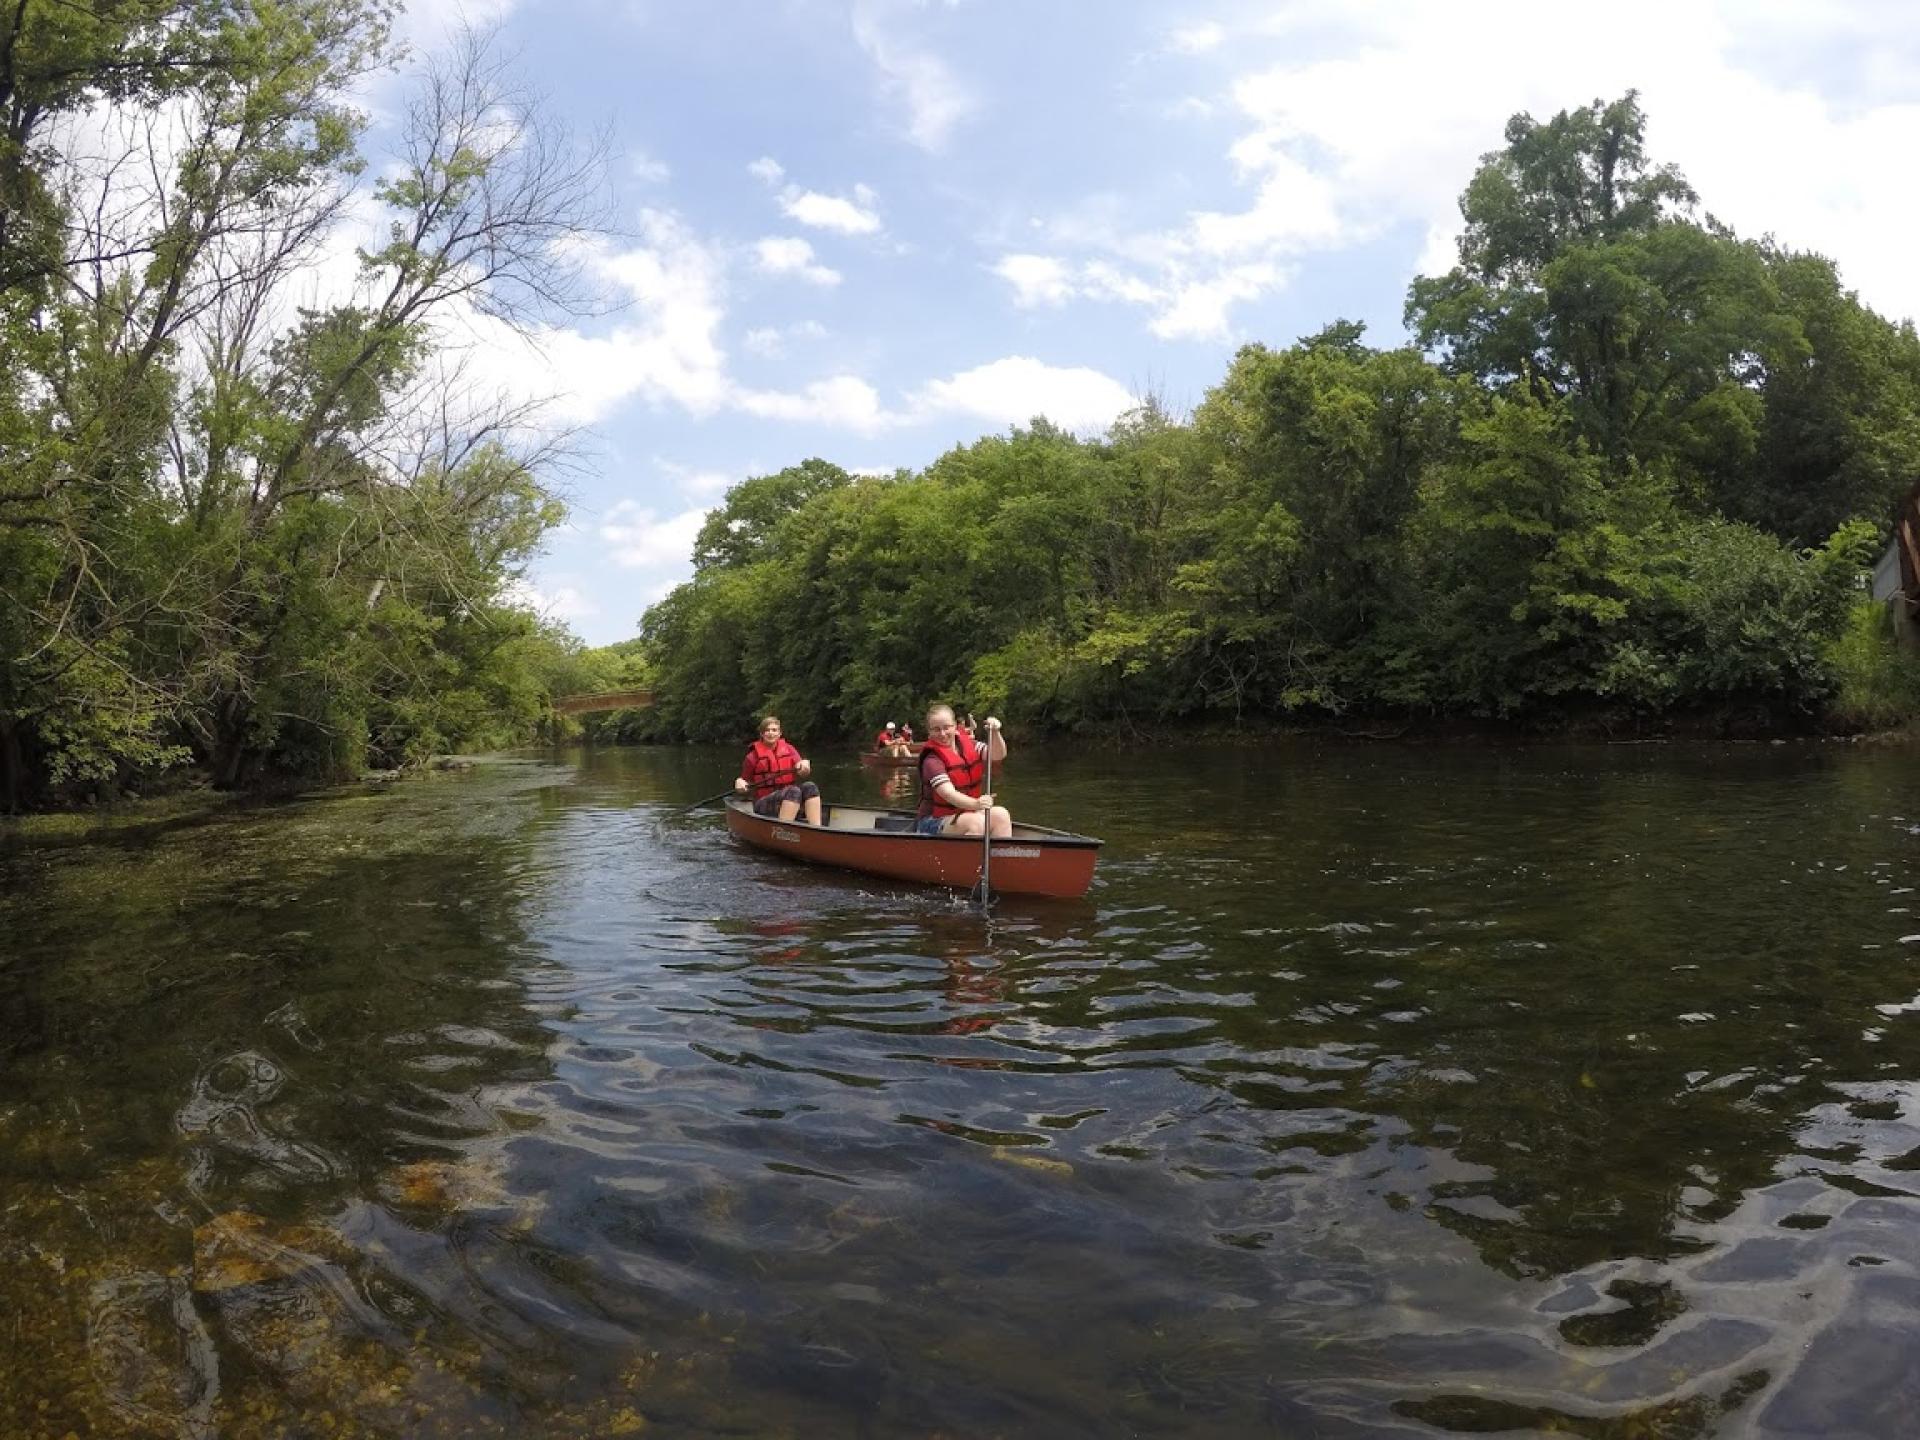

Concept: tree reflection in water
[[4, 743, 1920, 1436]]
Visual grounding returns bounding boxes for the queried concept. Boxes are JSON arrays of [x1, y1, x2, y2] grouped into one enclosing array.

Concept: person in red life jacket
[[874, 721, 911, 758], [916, 703, 1009, 838], [734, 714, 823, 823]]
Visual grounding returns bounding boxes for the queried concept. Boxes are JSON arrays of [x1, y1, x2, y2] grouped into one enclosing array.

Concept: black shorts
[[752, 781, 819, 815]]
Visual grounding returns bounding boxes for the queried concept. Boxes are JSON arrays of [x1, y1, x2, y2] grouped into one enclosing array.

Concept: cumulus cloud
[[1151, 264, 1286, 340], [629, 149, 671, 184], [724, 357, 1137, 436], [601, 500, 710, 570], [751, 156, 883, 235], [655, 458, 736, 501], [993, 254, 1075, 308], [503, 578, 599, 621], [1000, 0, 1920, 338], [753, 235, 841, 286], [439, 208, 731, 424], [735, 376, 888, 433], [780, 184, 882, 235], [909, 356, 1136, 432], [851, 0, 978, 151], [742, 320, 828, 357], [1165, 22, 1224, 55], [990, 249, 1282, 341]]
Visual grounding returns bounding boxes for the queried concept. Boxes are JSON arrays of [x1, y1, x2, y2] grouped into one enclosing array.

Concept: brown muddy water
[[3, 740, 1920, 1438]]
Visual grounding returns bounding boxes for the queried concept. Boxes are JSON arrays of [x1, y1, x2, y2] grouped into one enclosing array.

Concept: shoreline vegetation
[[596, 97, 1920, 761], [10, 714, 1918, 840], [3, 17, 1918, 817]]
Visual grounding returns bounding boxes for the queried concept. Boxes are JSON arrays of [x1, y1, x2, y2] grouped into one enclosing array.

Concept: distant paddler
[[734, 714, 822, 824], [916, 704, 1008, 838]]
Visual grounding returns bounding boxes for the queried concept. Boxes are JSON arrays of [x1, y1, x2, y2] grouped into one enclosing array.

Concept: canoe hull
[[858, 746, 923, 768], [723, 798, 1099, 899]]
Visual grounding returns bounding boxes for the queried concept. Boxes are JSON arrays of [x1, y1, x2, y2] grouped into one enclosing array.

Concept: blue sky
[[375, 0, 1920, 645]]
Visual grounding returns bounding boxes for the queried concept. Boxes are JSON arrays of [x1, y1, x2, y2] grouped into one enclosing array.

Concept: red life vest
[[874, 729, 897, 751], [741, 738, 803, 799], [918, 732, 984, 818]]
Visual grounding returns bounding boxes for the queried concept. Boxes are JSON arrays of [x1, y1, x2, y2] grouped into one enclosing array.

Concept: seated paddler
[[915, 704, 1009, 838], [735, 713, 823, 824]]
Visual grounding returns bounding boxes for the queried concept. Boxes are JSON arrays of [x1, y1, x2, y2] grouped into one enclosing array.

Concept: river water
[[3, 740, 1920, 1438]]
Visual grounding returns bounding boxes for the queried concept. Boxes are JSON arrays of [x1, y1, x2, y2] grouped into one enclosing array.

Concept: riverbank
[[0, 756, 490, 830]]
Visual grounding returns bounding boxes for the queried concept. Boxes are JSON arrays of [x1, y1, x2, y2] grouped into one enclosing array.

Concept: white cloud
[[779, 184, 883, 235], [754, 156, 883, 235], [468, 208, 729, 422], [1151, 264, 1285, 341], [629, 149, 671, 184], [433, 208, 731, 425], [653, 458, 736, 502], [724, 357, 1136, 436], [993, 254, 1075, 308], [1167, 95, 1218, 121], [991, 250, 1281, 342], [1188, 149, 1344, 256], [504, 578, 599, 621], [601, 500, 709, 570], [736, 376, 888, 433], [1211, 0, 1920, 325], [910, 356, 1136, 432], [742, 320, 828, 357], [851, 0, 978, 151], [754, 235, 841, 286], [1166, 22, 1224, 55], [1081, 261, 1161, 307], [993, 0, 1920, 339]]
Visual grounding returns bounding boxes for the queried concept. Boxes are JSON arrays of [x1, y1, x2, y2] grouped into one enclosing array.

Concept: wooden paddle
[[969, 730, 996, 910], [683, 788, 738, 813]]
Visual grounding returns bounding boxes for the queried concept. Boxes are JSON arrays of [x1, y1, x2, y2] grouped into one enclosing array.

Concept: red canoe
[[859, 744, 924, 768], [723, 796, 1100, 899]]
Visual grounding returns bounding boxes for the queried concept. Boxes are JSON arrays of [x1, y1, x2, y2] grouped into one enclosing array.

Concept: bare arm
[[931, 777, 994, 813]]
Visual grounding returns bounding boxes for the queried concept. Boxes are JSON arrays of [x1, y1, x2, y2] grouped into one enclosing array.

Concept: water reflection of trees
[[13, 744, 1912, 1434], [1086, 744, 1920, 1287]]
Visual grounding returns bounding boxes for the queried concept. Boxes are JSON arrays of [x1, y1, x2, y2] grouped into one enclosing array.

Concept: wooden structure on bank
[[552, 688, 655, 715]]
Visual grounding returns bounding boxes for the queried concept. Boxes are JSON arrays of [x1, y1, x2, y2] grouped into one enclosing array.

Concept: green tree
[[691, 458, 851, 572]]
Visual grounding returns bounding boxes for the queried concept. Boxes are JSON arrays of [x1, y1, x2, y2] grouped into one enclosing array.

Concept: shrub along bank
[[615, 98, 1920, 745]]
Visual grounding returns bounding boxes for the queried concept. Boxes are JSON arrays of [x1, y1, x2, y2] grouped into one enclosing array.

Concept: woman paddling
[[916, 704, 1009, 838], [735, 714, 823, 824]]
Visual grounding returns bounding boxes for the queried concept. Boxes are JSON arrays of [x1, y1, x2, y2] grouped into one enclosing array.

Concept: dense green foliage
[[6, 71, 1917, 805], [0, 4, 606, 808], [630, 94, 1920, 743]]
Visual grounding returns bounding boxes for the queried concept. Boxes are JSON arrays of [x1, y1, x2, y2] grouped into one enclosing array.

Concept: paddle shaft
[[683, 788, 737, 813], [976, 739, 994, 905]]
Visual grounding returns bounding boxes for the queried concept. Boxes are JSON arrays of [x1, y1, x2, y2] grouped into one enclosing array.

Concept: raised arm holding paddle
[[914, 705, 1008, 838]]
